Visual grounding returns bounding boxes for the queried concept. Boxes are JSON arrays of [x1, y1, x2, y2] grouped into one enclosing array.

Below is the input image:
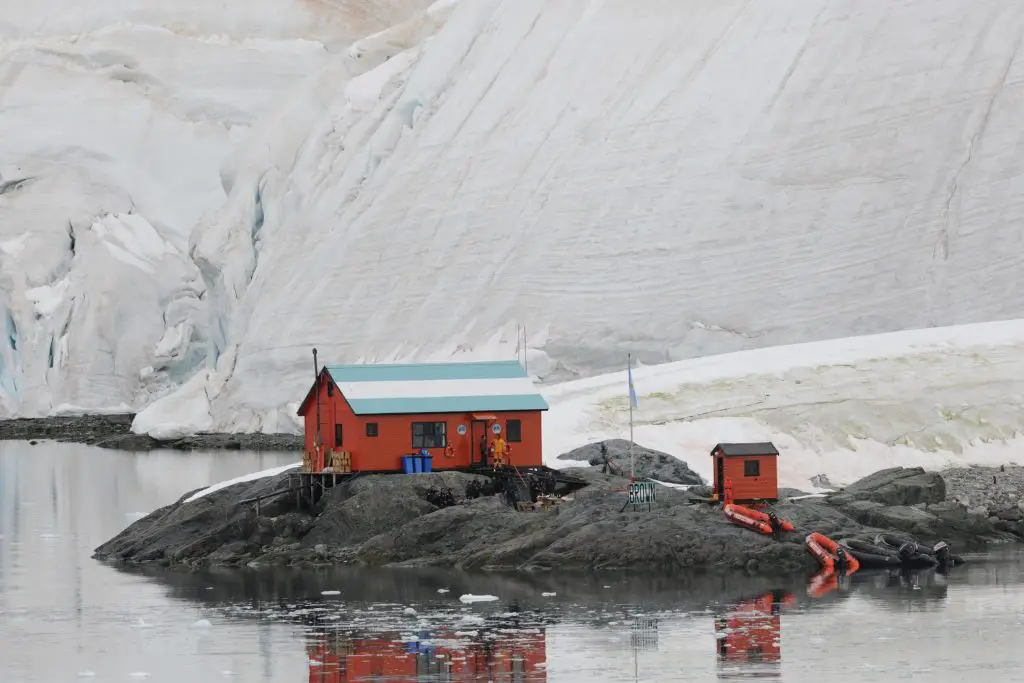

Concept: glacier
[[3, 0, 1024, 439], [0, 0, 435, 415]]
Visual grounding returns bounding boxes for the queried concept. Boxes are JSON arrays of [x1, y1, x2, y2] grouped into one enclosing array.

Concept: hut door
[[472, 420, 488, 465], [716, 456, 725, 499]]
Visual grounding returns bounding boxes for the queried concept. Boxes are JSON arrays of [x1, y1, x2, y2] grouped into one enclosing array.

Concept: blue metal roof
[[318, 359, 549, 416], [347, 395, 549, 415], [324, 360, 530, 383]]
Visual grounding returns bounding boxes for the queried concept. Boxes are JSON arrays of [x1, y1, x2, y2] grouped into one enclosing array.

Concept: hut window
[[506, 419, 522, 442], [366, 422, 379, 437], [412, 421, 447, 449], [334, 424, 343, 447], [743, 459, 760, 477], [326, 381, 334, 397]]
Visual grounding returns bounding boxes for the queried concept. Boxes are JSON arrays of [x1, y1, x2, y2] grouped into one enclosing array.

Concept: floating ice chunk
[[541, 592, 556, 597], [192, 618, 213, 628], [321, 590, 341, 596], [437, 588, 450, 594], [404, 607, 417, 616], [459, 594, 498, 603]]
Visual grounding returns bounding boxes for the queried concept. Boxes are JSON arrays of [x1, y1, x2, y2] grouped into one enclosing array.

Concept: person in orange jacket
[[492, 434, 507, 468]]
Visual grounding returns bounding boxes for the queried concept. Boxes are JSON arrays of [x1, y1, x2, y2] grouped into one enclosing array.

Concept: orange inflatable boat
[[724, 504, 795, 536], [805, 532, 860, 573]]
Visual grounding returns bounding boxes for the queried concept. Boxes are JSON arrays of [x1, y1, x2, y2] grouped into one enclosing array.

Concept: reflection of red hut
[[714, 591, 792, 670], [307, 627, 547, 682]]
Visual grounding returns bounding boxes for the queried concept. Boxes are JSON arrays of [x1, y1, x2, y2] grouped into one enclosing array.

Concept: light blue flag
[[628, 360, 638, 409]]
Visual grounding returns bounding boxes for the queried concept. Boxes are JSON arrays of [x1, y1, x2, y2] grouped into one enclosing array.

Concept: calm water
[[2, 441, 1024, 683]]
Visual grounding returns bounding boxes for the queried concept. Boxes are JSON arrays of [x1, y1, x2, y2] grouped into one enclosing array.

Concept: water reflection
[[3, 442, 1024, 682], [714, 590, 794, 679], [806, 566, 950, 607], [305, 622, 548, 682]]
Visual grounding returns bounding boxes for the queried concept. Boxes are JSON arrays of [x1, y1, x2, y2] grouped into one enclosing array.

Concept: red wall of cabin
[[720, 456, 778, 501], [301, 373, 544, 472]]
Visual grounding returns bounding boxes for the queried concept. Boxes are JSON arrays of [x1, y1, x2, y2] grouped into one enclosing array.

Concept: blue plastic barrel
[[412, 454, 423, 473], [422, 454, 433, 473], [401, 455, 415, 474]]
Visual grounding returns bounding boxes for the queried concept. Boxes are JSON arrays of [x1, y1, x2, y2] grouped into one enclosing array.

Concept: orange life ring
[[444, 443, 456, 459]]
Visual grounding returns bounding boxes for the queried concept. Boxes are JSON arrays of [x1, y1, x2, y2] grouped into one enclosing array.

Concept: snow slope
[[0, 0, 436, 416], [6, 0, 1024, 428], [544, 319, 1024, 491], [162, 0, 1024, 434], [168, 319, 1024, 493]]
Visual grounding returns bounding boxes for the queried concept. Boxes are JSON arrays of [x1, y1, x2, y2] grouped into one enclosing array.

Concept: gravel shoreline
[[0, 414, 302, 452], [942, 465, 1024, 517]]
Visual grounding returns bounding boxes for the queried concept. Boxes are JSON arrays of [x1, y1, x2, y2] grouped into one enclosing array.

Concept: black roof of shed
[[711, 442, 779, 457]]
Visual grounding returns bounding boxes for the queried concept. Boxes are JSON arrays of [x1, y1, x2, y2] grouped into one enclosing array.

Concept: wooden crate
[[330, 450, 352, 473]]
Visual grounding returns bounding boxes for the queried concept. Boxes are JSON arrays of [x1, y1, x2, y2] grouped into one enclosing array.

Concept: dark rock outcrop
[[94, 468, 821, 574], [94, 462, 1011, 574], [827, 467, 945, 507], [557, 439, 705, 485], [826, 467, 1006, 548]]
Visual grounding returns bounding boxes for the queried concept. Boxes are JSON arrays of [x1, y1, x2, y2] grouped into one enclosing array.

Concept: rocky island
[[93, 440, 1024, 575]]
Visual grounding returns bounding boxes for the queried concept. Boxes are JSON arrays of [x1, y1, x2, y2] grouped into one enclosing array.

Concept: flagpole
[[628, 352, 634, 481]]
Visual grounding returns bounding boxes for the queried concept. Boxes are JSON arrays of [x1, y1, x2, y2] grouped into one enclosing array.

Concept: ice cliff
[[3, 0, 1024, 434], [0, 0, 434, 416]]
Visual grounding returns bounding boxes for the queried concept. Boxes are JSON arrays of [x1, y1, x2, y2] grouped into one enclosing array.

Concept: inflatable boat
[[874, 534, 964, 567], [724, 504, 795, 536], [806, 532, 860, 573], [839, 538, 905, 568], [838, 537, 935, 569]]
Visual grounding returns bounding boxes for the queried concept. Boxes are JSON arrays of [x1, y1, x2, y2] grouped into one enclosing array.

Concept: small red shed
[[710, 442, 779, 503], [296, 359, 549, 473]]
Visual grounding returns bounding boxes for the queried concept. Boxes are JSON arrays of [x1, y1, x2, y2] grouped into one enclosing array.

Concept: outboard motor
[[835, 546, 849, 571], [933, 541, 953, 568], [898, 541, 919, 564], [768, 511, 782, 541]]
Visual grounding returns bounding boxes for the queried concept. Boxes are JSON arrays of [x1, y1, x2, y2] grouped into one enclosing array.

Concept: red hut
[[296, 359, 548, 473], [710, 442, 779, 503]]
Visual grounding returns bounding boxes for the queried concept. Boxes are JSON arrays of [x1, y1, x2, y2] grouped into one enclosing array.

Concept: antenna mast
[[313, 348, 322, 450]]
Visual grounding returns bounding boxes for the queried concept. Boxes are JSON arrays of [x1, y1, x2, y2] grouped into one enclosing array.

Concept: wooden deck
[[238, 465, 590, 512]]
